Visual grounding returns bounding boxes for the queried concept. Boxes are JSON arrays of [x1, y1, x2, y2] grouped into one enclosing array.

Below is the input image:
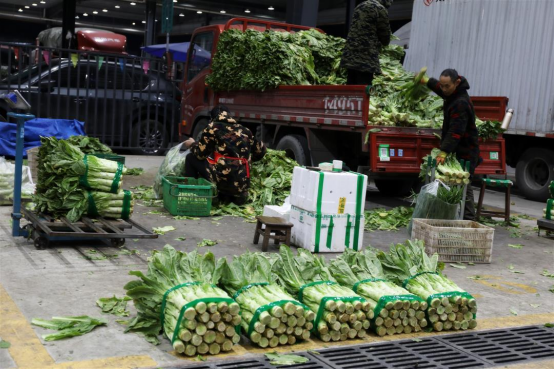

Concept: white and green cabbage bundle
[[419, 148, 471, 185], [219, 252, 314, 348], [272, 246, 372, 342], [34, 136, 133, 221], [331, 248, 428, 337], [379, 240, 477, 332], [125, 246, 241, 357]]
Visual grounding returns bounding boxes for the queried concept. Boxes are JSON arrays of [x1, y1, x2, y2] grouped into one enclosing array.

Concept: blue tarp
[[142, 42, 190, 62], [0, 118, 86, 158]]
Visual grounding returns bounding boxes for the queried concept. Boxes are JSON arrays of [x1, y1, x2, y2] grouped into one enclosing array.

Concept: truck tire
[[192, 118, 209, 142], [374, 179, 415, 197], [276, 135, 310, 166], [515, 147, 554, 202]]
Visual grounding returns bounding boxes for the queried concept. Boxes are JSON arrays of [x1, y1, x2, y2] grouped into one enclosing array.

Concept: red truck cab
[[180, 18, 507, 195]]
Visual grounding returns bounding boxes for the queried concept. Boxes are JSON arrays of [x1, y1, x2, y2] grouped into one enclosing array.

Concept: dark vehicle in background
[[0, 57, 180, 155]]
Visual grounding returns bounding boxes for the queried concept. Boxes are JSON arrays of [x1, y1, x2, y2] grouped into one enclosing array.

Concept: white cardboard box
[[290, 167, 368, 215], [290, 205, 364, 253], [262, 204, 291, 223]]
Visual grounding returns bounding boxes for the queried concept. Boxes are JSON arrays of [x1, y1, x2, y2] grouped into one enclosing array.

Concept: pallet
[[22, 209, 157, 249], [537, 218, 554, 237]]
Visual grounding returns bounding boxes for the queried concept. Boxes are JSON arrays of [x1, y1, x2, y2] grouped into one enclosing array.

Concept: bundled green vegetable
[[272, 246, 371, 342], [330, 248, 428, 336], [378, 240, 477, 332], [125, 246, 241, 356], [219, 252, 315, 347], [31, 315, 107, 341], [211, 149, 298, 220], [419, 148, 470, 185], [63, 135, 112, 154], [34, 136, 132, 221]]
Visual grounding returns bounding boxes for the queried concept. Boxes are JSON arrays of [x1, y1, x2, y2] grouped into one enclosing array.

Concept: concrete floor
[[0, 155, 553, 369]]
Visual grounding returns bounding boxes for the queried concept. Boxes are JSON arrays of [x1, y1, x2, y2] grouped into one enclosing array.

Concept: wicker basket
[[411, 219, 494, 263], [26, 146, 40, 183]]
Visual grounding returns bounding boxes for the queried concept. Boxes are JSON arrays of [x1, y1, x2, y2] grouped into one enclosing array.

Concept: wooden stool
[[253, 216, 293, 251], [476, 178, 513, 223]]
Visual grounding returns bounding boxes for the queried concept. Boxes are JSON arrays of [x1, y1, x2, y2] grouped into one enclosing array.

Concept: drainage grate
[[164, 325, 554, 369], [438, 325, 554, 365]]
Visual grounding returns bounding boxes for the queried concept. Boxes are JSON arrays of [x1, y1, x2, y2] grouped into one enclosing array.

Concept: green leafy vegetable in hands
[[364, 207, 414, 231], [218, 252, 313, 347], [125, 245, 240, 356], [96, 295, 132, 317], [197, 239, 217, 247], [419, 148, 471, 185], [265, 352, 309, 365], [31, 315, 107, 341]]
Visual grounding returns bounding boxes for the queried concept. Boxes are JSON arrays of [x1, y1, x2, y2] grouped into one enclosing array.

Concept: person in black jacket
[[421, 69, 481, 220]]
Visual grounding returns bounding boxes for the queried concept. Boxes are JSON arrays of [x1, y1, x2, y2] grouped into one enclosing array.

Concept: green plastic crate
[[162, 176, 215, 217], [91, 153, 126, 165]]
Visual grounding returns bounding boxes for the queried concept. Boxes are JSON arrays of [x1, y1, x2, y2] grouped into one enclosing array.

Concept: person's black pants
[[464, 177, 476, 221], [347, 69, 374, 85], [184, 154, 248, 206]]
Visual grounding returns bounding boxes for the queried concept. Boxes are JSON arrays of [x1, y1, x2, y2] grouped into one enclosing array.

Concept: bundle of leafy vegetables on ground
[[31, 315, 107, 341], [364, 206, 414, 231], [219, 252, 315, 347], [378, 240, 477, 332], [34, 136, 133, 221], [419, 148, 471, 185], [211, 149, 297, 220], [272, 246, 372, 342], [206, 29, 346, 91], [125, 246, 241, 357], [330, 248, 428, 337]]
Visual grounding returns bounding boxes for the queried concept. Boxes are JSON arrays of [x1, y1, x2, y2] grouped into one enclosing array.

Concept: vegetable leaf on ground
[[0, 339, 10, 349], [364, 206, 413, 231], [152, 226, 176, 235], [508, 244, 524, 249], [31, 316, 107, 341], [96, 295, 132, 317], [265, 352, 309, 366], [197, 239, 217, 247]]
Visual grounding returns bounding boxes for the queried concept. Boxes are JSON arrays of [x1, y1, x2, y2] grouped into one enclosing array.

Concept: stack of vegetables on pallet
[[218, 252, 314, 347], [272, 246, 372, 342], [125, 245, 241, 356], [379, 240, 477, 332], [34, 136, 133, 222], [330, 248, 428, 337]]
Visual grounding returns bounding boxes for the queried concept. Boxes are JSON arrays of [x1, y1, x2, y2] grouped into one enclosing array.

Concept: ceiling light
[[197, 10, 202, 14], [130, 2, 136, 5], [179, 13, 184, 17], [220, 10, 226, 13], [115, 5, 120, 8], [173, 0, 177, 2], [32, 3, 38, 6], [132, 22, 135, 25], [25, 5, 30, 8], [40, 0, 46, 3], [83, 12, 88, 16], [244, 9, 251, 13], [268, 6, 274, 10], [75, 15, 79, 19], [102, 9, 108, 12], [93, 10, 98, 14], [18, 8, 23, 12], [142, 20, 146, 23]]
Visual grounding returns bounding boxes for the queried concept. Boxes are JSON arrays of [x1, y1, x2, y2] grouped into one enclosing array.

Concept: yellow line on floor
[[0, 283, 157, 369], [500, 360, 554, 369], [0, 283, 54, 368]]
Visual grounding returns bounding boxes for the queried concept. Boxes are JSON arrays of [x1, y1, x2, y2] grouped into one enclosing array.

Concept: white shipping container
[[289, 206, 365, 253], [404, 0, 554, 135], [290, 167, 368, 215]]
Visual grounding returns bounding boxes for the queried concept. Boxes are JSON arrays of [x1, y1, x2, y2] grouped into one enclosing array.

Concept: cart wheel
[[34, 236, 49, 250], [111, 238, 126, 247]]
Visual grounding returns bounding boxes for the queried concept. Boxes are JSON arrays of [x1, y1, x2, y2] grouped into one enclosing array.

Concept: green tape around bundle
[[371, 294, 424, 327], [352, 278, 387, 294], [110, 162, 124, 194], [314, 172, 325, 253], [546, 199, 554, 220], [426, 291, 476, 318], [352, 173, 364, 251], [232, 282, 269, 300], [298, 281, 337, 303], [311, 296, 365, 336], [160, 282, 203, 329], [86, 191, 99, 217], [402, 271, 439, 289], [172, 297, 235, 344], [246, 299, 309, 337], [121, 190, 132, 219], [345, 214, 352, 249], [79, 155, 91, 188]]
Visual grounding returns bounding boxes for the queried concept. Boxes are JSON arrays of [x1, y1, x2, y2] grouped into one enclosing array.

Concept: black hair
[[440, 69, 460, 82], [210, 105, 230, 121]]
